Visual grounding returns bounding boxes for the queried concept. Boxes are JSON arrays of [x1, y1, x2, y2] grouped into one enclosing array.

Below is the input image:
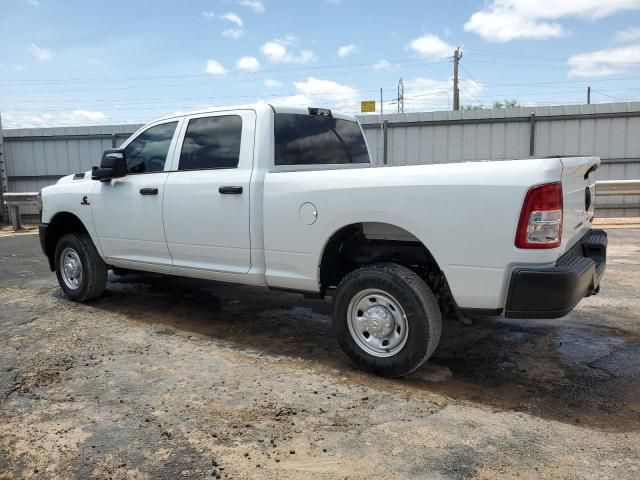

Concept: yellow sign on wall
[[360, 100, 376, 112]]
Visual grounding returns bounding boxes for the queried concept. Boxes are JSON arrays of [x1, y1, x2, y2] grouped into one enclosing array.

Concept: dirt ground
[[1, 228, 639, 479]]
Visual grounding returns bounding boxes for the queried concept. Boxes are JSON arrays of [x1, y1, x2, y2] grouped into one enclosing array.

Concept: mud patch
[[2, 231, 640, 479]]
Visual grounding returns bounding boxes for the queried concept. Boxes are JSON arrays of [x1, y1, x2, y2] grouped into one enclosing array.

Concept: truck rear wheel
[[333, 262, 441, 377], [54, 232, 107, 302]]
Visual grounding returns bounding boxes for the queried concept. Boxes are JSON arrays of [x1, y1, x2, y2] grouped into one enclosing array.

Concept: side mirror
[[92, 149, 127, 182]]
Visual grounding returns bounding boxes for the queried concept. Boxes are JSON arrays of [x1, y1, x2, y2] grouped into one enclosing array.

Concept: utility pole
[[453, 47, 462, 111], [587, 86, 591, 105], [0, 112, 9, 224], [397, 78, 404, 113], [378, 88, 383, 165]]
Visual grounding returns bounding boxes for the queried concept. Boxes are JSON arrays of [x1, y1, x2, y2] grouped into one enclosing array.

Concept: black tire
[[54, 232, 107, 302], [333, 262, 442, 377]]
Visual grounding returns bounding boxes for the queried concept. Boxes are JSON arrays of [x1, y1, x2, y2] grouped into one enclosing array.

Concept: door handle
[[139, 188, 159, 195], [218, 186, 243, 194]]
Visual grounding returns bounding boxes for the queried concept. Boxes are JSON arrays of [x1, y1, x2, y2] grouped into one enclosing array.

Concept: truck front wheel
[[54, 232, 107, 302], [333, 263, 442, 377]]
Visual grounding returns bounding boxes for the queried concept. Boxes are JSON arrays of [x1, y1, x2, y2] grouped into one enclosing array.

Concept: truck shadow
[[89, 272, 640, 433]]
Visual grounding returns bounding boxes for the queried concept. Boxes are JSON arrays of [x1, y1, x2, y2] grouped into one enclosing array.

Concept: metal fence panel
[[3, 102, 640, 219], [359, 102, 640, 217], [2, 124, 141, 215]]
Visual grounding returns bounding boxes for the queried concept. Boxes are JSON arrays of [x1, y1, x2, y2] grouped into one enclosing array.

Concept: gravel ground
[[0, 229, 639, 479]]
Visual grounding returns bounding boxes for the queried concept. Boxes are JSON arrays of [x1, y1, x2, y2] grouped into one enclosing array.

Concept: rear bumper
[[505, 229, 607, 319]]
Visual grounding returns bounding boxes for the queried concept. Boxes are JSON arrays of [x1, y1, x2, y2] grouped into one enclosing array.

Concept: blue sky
[[1, 0, 640, 127]]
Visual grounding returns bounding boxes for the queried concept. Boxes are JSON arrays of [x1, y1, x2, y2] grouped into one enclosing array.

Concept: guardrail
[[595, 180, 640, 211], [1, 180, 639, 232], [595, 180, 640, 196], [2, 192, 39, 230]]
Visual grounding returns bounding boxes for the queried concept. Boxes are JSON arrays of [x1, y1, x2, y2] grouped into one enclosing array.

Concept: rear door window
[[274, 114, 369, 166], [178, 115, 242, 171]]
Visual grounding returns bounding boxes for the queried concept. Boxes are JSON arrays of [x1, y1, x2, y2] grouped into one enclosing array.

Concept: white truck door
[[163, 110, 255, 273], [91, 120, 181, 265]]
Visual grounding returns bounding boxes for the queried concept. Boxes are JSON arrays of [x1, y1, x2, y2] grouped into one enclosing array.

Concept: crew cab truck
[[39, 104, 607, 377]]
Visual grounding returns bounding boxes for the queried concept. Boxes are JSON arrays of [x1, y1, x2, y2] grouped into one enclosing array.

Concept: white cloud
[[269, 76, 485, 114], [264, 78, 283, 88], [219, 12, 243, 27], [261, 41, 288, 62], [616, 27, 640, 43], [28, 43, 51, 61], [205, 11, 244, 37], [64, 109, 107, 123], [236, 56, 260, 72], [222, 28, 244, 39], [294, 77, 358, 103], [464, 0, 640, 42], [568, 44, 640, 77], [373, 59, 394, 71], [2, 109, 107, 128], [261, 37, 315, 64], [238, 0, 265, 13], [274, 77, 359, 108], [402, 78, 451, 110], [337, 44, 358, 57], [458, 80, 486, 107], [407, 34, 453, 59], [205, 59, 228, 75], [465, 9, 563, 42]]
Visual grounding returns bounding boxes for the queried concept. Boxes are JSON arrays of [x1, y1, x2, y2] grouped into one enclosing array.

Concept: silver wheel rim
[[60, 247, 83, 290], [347, 288, 409, 358]]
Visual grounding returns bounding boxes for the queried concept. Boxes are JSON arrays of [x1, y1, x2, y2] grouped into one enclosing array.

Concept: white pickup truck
[[39, 104, 607, 377]]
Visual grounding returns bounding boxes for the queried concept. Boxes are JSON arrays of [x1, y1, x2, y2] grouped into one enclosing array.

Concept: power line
[[458, 64, 486, 106], [0, 58, 450, 87], [590, 89, 628, 101], [460, 75, 640, 88], [0, 61, 449, 96], [1, 85, 398, 105], [8, 87, 640, 113], [471, 49, 640, 67]]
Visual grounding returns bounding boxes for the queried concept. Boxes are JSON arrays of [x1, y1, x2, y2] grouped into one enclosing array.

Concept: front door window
[[125, 122, 178, 174]]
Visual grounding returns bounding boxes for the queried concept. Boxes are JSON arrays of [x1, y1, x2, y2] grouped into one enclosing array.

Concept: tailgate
[[559, 156, 599, 253]]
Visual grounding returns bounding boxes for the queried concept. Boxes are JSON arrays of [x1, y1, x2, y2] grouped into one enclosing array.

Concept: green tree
[[494, 99, 520, 109], [461, 104, 486, 111]]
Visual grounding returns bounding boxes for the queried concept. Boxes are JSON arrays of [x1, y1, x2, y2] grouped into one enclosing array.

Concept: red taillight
[[515, 182, 563, 249]]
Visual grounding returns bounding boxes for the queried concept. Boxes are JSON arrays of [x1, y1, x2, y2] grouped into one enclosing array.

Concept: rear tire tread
[[333, 262, 442, 377]]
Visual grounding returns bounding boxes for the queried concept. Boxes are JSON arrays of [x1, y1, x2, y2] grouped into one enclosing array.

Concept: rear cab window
[[274, 113, 370, 166]]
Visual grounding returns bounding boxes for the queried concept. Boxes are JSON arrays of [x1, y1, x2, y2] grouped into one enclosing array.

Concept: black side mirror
[[92, 149, 127, 182]]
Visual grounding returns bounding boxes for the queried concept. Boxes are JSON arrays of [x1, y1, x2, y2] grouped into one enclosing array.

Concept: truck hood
[[56, 170, 93, 185]]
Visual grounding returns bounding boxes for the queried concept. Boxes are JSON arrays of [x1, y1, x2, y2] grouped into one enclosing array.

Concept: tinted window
[[179, 115, 242, 170], [274, 114, 369, 166], [125, 122, 177, 174]]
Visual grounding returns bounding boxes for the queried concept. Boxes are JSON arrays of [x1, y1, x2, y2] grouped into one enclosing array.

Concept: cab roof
[[151, 103, 357, 123]]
